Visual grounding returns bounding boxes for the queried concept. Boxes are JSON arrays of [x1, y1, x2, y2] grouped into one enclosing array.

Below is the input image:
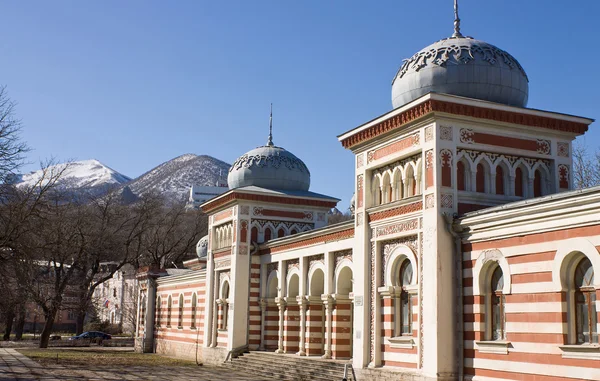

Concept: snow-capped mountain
[[13, 159, 131, 192], [125, 154, 230, 202]]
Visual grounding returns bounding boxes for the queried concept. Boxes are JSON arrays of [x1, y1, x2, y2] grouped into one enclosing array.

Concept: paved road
[[0, 348, 275, 380]]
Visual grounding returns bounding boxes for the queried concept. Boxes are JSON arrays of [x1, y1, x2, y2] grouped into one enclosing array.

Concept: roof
[[337, 93, 594, 150], [201, 185, 339, 213]]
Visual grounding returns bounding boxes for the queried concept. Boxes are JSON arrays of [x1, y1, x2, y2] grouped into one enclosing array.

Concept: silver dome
[[196, 235, 208, 259], [391, 37, 529, 109], [228, 145, 310, 191]]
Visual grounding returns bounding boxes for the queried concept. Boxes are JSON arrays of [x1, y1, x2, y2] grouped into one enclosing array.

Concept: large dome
[[391, 36, 529, 109], [228, 144, 310, 191]]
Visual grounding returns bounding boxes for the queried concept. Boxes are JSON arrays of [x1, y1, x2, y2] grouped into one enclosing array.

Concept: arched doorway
[[307, 267, 325, 356], [334, 264, 354, 359], [284, 272, 301, 353]]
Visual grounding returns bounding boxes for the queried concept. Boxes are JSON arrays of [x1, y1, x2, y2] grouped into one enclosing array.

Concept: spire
[[452, 0, 464, 38], [267, 103, 274, 146]]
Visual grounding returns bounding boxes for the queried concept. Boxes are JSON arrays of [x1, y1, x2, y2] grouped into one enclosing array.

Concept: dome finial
[[267, 103, 274, 146], [452, 0, 464, 38]]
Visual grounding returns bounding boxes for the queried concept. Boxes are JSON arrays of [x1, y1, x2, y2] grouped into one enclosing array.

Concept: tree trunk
[[3, 311, 14, 341], [39, 310, 57, 348], [75, 311, 86, 335], [14, 308, 25, 341]]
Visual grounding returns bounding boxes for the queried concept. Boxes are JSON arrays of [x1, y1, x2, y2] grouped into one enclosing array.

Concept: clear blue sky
[[2, 0, 599, 211]]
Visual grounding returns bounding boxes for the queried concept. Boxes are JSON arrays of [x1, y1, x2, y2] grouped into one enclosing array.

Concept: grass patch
[[16, 348, 198, 367]]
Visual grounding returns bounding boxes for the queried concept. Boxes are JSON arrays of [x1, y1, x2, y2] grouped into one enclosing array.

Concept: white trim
[[553, 238, 600, 291], [472, 249, 511, 295], [385, 244, 418, 287]]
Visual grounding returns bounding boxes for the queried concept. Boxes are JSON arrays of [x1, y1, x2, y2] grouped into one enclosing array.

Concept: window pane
[[491, 266, 504, 292], [492, 294, 501, 340], [575, 258, 594, 288], [401, 292, 411, 334], [591, 292, 598, 343], [401, 261, 413, 287], [576, 292, 587, 344]]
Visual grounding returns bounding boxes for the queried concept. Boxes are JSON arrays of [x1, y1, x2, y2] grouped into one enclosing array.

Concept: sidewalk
[[0, 348, 60, 380], [0, 347, 278, 380]]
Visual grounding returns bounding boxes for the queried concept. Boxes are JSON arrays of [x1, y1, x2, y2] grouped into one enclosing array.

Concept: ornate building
[[135, 5, 599, 381]]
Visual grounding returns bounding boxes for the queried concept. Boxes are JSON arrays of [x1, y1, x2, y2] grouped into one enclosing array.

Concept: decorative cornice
[[368, 201, 423, 222], [341, 101, 433, 149], [202, 191, 337, 214], [259, 228, 354, 255], [340, 99, 589, 150]]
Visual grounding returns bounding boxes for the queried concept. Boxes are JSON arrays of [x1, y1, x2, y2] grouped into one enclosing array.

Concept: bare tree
[[69, 190, 152, 334], [573, 142, 600, 189], [135, 194, 207, 268], [0, 85, 29, 185]]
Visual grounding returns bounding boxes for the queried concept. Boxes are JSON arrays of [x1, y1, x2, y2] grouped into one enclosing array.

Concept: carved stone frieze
[[334, 249, 353, 268], [424, 125, 433, 142], [308, 254, 324, 271], [356, 153, 364, 168], [214, 259, 231, 270], [287, 258, 299, 272], [375, 219, 419, 238], [439, 125, 453, 141], [441, 193, 453, 209], [557, 142, 570, 158], [425, 194, 435, 209]]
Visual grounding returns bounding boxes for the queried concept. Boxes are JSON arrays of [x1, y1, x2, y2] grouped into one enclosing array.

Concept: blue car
[[68, 331, 112, 341]]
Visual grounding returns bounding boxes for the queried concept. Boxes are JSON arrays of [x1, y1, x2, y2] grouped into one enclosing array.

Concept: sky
[[2, 0, 600, 211]]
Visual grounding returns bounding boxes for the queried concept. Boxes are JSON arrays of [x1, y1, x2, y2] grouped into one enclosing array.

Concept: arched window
[[476, 163, 486, 193], [534, 169, 543, 197], [457, 161, 466, 191], [396, 260, 413, 336], [156, 296, 162, 327], [393, 170, 403, 200], [251, 226, 258, 243], [178, 294, 184, 328], [515, 167, 525, 197], [167, 295, 172, 327], [490, 266, 505, 340], [277, 228, 285, 238], [495, 166, 505, 195], [220, 281, 230, 330], [290, 229, 298, 235], [264, 228, 272, 242], [191, 293, 197, 329], [574, 258, 597, 344]]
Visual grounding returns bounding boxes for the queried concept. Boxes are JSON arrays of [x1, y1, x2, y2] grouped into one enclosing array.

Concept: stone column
[[528, 177, 534, 198], [490, 170, 497, 194], [259, 299, 267, 351], [142, 279, 157, 353], [296, 296, 307, 356], [322, 295, 334, 359], [275, 297, 286, 353], [210, 298, 219, 347], [508, 175, 516, 196], [470, 170, 477, 192]]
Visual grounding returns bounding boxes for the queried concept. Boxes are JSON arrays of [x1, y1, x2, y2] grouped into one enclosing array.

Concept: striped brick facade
[[331, 299, 352, 359], [460, 190, 600, 381], [248, 259, 261, 349], [304, 300, 325, 356], [283, 304, 300, 353]]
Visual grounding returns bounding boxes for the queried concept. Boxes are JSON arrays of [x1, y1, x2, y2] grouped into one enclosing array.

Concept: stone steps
[[228, 351, 355, 381]]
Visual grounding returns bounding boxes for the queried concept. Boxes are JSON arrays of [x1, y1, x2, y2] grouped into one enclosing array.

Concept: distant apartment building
[[187, 176, 228, 209], [92, 263, 138, 334]]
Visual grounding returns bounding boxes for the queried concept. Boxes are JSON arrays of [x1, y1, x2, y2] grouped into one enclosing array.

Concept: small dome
[[391, 37, 529, 108], [228, 145, 310, 191], [196, 235, 208, 259]]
